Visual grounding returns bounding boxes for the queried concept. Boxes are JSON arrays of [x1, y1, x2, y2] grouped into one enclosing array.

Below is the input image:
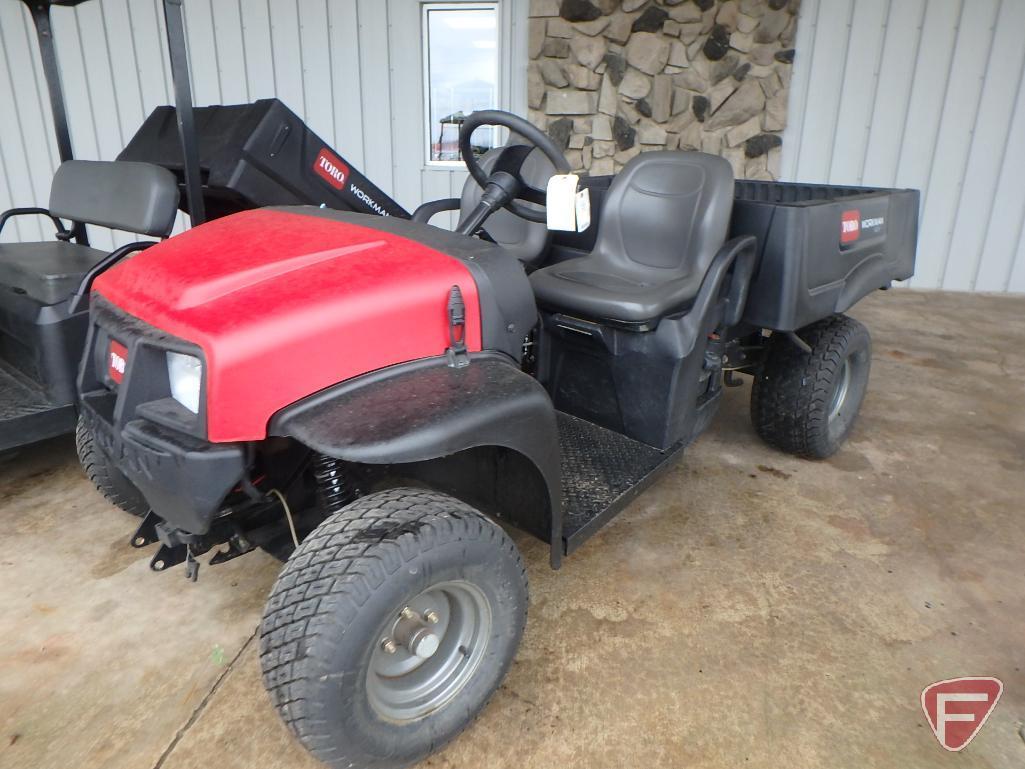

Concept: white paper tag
[[575, 188, 591, 232], [546, 173, 580, 231]]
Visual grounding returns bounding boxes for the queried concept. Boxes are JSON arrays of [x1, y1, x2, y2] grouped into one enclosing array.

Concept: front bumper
[[80, 403, 245, 534], [79, 296, 245, 535]]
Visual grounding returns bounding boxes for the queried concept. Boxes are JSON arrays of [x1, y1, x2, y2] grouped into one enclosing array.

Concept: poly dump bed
[[730, 180, 919, 331], [118, 99, 408, 221]]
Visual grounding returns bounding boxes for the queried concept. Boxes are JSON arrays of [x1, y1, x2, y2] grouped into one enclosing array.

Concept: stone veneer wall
[[527, 0, 800, 180]]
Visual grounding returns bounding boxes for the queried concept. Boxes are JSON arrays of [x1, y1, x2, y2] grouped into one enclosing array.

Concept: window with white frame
[[422, 2, 500, 166]]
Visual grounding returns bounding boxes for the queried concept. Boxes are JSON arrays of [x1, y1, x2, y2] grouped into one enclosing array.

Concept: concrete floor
[[1, 289, 1023, 769]]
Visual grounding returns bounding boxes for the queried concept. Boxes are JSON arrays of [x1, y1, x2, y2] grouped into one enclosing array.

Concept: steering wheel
[[459, 110, 571, 224]]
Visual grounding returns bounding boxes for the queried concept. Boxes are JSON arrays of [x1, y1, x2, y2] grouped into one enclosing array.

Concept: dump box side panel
[[730, 181, 919, 331]]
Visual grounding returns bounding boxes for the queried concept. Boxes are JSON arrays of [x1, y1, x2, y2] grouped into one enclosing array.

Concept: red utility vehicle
[[78, 111, 917, 769]]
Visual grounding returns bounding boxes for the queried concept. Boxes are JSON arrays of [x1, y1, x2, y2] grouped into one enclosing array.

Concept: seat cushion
[[529, 151, 732, 326], [530, 257, 702, 323], [0, 241, 108, 304]]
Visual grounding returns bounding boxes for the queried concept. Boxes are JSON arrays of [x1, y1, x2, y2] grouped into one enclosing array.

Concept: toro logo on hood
[[313, 148, 349, 190], [108, 340, 128, 384]]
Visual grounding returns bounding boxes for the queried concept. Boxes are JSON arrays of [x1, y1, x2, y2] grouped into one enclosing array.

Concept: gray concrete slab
[[1, 290, 1023, 769]]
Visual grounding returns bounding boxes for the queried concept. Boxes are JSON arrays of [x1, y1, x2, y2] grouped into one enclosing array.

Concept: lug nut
[[424, 610, 439, 624], [400, 607, 416, 620], [380, 638, 397, 654]]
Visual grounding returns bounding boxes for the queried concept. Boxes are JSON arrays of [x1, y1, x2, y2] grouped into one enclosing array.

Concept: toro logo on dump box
[[921, 677, 1002, 752], [313, 148, 349, 190], [841, 209, 861, 244], [840, 208, 886, 247], [108, 340, 128, 384]]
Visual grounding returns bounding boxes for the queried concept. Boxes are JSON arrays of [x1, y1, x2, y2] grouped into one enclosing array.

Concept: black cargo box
[[118, 99, 409, 221], [730, 181, 919, 331]]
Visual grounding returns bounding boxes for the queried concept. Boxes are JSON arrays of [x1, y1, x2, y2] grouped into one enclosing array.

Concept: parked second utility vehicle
[[78, 111, 917, 769]]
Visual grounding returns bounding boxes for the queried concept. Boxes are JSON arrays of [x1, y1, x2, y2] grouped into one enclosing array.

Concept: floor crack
[[151, 627, 258, 769]]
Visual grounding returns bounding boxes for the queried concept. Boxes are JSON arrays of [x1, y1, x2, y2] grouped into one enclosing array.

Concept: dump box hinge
[[446, 285, 470, 368]]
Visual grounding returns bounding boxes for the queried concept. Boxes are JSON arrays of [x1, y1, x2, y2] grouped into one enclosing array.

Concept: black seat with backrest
[[0, 159, 179, 449], [530, 151, 734, 325], [0, 160, 179, 305]]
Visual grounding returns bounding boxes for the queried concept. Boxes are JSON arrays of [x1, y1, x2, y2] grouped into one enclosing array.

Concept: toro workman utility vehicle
[[78, 110, 918, 769]]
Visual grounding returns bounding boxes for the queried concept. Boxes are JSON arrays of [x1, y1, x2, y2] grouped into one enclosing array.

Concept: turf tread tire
[[750, 314, 871, 459], [259, 487, 528, 769], [75, 415, 149, 517]]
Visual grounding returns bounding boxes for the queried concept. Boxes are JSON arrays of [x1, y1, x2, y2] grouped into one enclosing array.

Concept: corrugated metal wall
[[782, 0, 1025, 292], [0, 0, 528, 250]]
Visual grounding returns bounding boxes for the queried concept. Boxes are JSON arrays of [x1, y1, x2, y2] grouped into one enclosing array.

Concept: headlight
[[167, 351, 202, 414]]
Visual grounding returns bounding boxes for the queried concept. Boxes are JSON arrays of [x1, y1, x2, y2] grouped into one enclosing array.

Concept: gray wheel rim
[[367, 580, 492, 722], [828, 358, 851, 422]]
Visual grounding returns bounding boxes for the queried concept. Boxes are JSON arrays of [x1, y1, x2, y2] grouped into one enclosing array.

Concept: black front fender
[[269, 353, 563, 566]]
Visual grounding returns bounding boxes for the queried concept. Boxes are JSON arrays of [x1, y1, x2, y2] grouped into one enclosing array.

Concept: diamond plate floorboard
[[557, 411, 685, 551]]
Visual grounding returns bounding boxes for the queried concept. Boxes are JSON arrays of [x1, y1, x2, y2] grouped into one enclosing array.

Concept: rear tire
[[75, 415, 149, 517], [260, 488, 528, 769], [750, 314, 871, 459]]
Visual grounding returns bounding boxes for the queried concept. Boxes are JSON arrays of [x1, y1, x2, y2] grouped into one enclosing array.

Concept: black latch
[[269, 123, 291, 157], [445, 285, 470, 368]]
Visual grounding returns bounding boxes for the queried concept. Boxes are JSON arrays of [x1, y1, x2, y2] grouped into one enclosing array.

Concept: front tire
[[75, 415, 149, 517], [259, 488, 528, 769], [750, 314, 871, 459]]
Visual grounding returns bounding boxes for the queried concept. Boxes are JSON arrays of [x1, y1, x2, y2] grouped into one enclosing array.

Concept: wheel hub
[[367, 580, 492, 721], [382, 607, 442, 659], [828, 358, 851, 422]]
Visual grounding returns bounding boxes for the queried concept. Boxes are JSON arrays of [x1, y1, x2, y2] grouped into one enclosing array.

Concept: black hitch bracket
[[150, 543, 188, 573], [130, 511, 161, 548]]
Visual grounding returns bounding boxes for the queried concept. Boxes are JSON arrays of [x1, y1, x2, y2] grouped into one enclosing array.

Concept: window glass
[[423, 4, 499, 164]]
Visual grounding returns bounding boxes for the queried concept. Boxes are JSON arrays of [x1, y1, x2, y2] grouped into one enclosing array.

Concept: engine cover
[[92, 208, 491, 442]]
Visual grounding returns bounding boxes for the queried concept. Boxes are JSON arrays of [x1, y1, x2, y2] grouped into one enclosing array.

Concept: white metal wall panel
[[327, 0, 366, 172], [1, 3, 60, 243], [981, 67, 1025, 293], [355, 0, 396, 200], [859, 0, 924, 186], [0, 0, 527, 251], [387, 0, 423, 214], [784, 0, 1025, 292], [826, 0, 887, 182]]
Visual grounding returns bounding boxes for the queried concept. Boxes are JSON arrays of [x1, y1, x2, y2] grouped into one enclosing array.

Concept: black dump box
[[730, 181, 919, 331], [118, 99, 409, 221]]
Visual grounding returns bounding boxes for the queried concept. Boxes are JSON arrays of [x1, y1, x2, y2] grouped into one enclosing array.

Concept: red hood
[[93, 208, 482, 442]]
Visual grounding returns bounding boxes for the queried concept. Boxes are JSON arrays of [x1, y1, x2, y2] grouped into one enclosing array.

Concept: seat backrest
[[49, 160, 180, 238], [590, 151, 733, 278], [460, 144, 555, 267]]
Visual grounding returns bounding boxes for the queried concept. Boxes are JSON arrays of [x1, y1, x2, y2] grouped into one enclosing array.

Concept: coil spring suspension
[[313, 454, 359, 515]]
